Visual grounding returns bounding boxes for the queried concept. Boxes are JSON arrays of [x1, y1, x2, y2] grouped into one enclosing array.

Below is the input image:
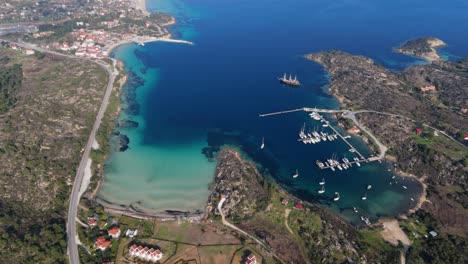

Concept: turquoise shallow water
[[99, 0, 468, 223]]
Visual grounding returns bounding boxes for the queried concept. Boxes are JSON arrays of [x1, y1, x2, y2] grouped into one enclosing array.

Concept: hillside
[[0, 47, 108, 262], [306, 39, 467, 263]]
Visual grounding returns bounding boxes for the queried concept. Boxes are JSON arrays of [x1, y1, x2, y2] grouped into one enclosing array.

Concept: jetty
[[259, 107, 380, 171], [259, 108, 304, 117]]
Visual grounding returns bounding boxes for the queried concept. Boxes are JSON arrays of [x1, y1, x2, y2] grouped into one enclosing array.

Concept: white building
[[129, 244, 163, 262]]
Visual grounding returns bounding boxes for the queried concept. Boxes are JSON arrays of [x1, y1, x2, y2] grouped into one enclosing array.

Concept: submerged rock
[[118, 134, 130, 152], [118, 119, 139, 129]]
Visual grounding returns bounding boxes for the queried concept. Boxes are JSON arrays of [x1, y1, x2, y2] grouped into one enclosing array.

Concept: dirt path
[[284, 209, 294, 235], [380, 218, 411, 264]]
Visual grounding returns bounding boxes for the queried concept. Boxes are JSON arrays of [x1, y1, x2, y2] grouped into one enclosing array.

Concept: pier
[[317, 115, 365, 160], [259, 108, 305, 117], [260, 107, 379, 171]]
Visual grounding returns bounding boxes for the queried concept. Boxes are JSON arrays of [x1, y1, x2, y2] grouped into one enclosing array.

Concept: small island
[[396, 37, 446, 62]]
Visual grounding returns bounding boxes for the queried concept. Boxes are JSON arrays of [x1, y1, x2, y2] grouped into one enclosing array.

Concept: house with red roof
[[108, 226, 121, 239], [281, 198, 288, 206], [348, 126, 360, 134], [294, 203, 304, 210], [245, 253, 257, 264], [420, 85, 436, 92], [415, 128, 423, 135], [87, 217, 97, 227], [95, 236, 111, 251], [129, 244, 163, 262], [464, 133, 468, 141]]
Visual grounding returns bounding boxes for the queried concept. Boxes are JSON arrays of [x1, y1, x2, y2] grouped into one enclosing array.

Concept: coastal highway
[[0, 39, 118, 264], [66, 61, 116, 264]]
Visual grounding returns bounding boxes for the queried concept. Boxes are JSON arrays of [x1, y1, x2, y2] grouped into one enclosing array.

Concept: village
[[0, 0, 148, 24]]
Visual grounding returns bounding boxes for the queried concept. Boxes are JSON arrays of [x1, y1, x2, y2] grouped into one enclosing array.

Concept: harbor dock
[[260, 108, 380, 171]]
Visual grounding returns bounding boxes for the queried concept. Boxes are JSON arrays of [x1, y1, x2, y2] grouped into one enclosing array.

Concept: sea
[[98, 0, 468, 224]]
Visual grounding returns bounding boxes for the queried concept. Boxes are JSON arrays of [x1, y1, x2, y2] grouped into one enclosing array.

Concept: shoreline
[[97, 197, 205, 220], [132, 0, 151, 17], [90, 4, 196, 220], [104, 36, 194, 58]]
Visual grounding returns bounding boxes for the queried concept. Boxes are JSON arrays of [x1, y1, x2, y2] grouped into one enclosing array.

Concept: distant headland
[[396, 37, 446, 62]]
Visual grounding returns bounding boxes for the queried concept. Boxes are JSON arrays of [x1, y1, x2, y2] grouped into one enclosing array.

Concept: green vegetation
[[0, 200, 67, 263], [0, 48, 108, 262], [401, 210, 466, 264], [411, 132, 468, 161], [356, 229, 401, 261], [0, 63, 22, 113]]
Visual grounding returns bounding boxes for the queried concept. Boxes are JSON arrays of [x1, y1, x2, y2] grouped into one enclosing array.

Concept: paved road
[[1, 39, 118, 264], [304, 108, 466, 149], [65, 60, 116, 264], [341, 111, 388, 160]]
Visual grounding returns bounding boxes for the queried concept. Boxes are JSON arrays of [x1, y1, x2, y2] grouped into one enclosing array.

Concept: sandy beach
[[380, 218, 411, 264], [132, 0, 150, 16]]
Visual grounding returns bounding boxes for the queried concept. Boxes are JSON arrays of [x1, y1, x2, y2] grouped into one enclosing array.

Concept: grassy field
[[412, 132, 468, 161]]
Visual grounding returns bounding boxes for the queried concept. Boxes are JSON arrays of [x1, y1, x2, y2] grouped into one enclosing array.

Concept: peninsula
[[306, 37, 467, 263], [396, 37, 447, 62]]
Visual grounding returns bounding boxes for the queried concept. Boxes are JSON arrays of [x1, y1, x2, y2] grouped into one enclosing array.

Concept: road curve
[[65, 61, 116, 264], [0, 39, 117, 264], [217, 197, 283, 263]]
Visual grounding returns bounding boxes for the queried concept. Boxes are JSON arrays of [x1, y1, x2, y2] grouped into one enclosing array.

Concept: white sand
[[92, 138, 99, 150], [78, 158, 92, 198]]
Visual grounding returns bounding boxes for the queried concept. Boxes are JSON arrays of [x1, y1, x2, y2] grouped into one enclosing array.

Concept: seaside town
[[0, 0, 175, 58]]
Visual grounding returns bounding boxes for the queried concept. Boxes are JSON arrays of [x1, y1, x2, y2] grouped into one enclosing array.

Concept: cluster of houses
[[94, 226, 121, 251], [87, 216, 139, 252], [128, 244, 164, 262], [54, 29, 112, 58]]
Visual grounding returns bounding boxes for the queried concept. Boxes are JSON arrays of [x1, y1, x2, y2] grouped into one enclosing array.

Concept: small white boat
[[410, 197, 414, 201], [330, 166, 335, 172], [392, 175, 396, 179], [361, 193, 367, 200], [353, 207, 358, 213], [337, 164, 343, 170], [292, 169, 299, 178], [333, 192, 340, 201], [319, 177, 325, 185], [367, 185, 372, 190], [403, 185, 407, 189], [260, 137, 265, 149], [318, 185, 325, 194]]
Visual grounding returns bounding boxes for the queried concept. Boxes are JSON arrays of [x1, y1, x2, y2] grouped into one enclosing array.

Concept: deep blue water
[[103, 0, 468, 223]]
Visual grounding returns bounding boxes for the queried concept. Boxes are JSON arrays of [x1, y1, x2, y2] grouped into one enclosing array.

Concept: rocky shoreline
[[396, 37, 446, 62], [305, 38, 468, 249]]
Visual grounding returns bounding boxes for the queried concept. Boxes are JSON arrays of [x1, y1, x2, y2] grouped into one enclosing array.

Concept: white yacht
[[318, 185, 325, 194], [333, 192, 340, 201], [319, 177, 325, 185], [292, 169, 299, 178]]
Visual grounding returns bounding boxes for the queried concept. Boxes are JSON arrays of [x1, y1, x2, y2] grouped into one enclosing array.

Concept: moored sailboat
[[333, 192, 340, 201], [319, 177, 325, 185], [292, 169, 299, 178]]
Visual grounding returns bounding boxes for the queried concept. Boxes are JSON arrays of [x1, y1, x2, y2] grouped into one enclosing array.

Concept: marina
[[260, 108, 378, 172]]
